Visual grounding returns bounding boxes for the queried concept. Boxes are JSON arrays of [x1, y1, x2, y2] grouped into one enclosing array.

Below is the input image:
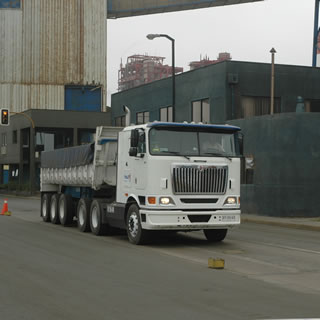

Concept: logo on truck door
[[124, 170, 132, 187]]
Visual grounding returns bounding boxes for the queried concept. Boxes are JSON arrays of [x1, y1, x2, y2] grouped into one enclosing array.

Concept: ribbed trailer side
[[40, 126, 122, 192]]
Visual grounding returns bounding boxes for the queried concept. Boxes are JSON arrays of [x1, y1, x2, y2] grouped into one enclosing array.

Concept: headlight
[[224, 197, 237, 205], [159, 197, 175, 205]]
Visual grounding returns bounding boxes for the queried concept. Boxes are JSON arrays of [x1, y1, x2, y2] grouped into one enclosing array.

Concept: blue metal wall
[[0, 0, 20, 8], [65, 86, 102, 112]]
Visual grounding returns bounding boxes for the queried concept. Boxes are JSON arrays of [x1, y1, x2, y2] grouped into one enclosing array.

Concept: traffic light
[[1, 109, 9, 126]]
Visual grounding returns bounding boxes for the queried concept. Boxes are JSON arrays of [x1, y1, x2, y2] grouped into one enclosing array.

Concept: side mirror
[[129, 147, 138, 157], [130, 129, 139, 148]]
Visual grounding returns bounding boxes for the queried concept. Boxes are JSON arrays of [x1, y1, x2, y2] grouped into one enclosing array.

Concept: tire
[[41, 193, 51, 222], [90, 199, 109, 236], [77, 198, 91, 232], [126, 203, 149, 245], [50, 194, 60, 224], [58, 194, 73, 226], [203, 229, 227, 242]]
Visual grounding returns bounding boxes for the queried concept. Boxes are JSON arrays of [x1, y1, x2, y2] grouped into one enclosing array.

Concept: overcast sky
[[107, 0, 316, 104]]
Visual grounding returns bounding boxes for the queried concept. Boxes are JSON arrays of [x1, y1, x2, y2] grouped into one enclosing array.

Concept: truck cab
[[116, 122, 242, 244]]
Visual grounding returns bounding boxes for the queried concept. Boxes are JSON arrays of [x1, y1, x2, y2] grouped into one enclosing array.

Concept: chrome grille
[[172, 165, 228, 194]]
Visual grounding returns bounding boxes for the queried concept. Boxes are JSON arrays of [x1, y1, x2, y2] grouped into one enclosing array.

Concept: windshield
[[149, 127, 240, 157]]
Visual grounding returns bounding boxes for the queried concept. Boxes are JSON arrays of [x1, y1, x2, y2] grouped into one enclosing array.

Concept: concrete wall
[[229, 113, 320, 217]]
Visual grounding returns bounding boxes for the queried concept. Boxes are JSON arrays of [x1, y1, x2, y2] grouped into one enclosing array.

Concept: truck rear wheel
[[90, 199, 109, 236], [126, 204, 149, 245], [77, 198, 91, 232], [59, 194, 73, 226], [41, 193, 51, 222], [50, 194, 60, 224], [203, 229, 227, 242]]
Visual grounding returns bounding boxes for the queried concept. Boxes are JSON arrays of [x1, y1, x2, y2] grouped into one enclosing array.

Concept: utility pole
[[270, 48, 276, 115]]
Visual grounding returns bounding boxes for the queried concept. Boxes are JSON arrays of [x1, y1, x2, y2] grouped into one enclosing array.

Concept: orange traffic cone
[[1, 199, 10, 216]]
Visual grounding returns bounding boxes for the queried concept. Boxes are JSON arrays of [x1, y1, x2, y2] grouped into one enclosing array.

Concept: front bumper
[[140, 209, 241, 230]]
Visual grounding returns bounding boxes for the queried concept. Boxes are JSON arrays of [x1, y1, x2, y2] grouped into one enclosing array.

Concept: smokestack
[[123, 105, 131, 127]]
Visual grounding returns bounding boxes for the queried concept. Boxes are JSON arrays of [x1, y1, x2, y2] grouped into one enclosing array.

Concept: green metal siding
[[112, 62, 228, 124]]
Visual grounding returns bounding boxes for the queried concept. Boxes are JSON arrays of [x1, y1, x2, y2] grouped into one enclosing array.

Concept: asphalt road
[[0, 195, 319, 320]]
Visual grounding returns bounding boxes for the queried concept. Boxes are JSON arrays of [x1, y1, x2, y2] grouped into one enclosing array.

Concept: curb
[[242, 217, 320, 232], [0, 194, 40, 200]]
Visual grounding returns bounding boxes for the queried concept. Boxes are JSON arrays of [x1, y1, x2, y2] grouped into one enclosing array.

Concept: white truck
[[40, 119, 243, 245]]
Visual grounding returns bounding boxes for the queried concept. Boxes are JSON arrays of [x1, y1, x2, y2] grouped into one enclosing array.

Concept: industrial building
[[189, 52, 232, 70], [0, 0, 110, 192], [118, 54, 183, 92], [111, 60, 320, 217]]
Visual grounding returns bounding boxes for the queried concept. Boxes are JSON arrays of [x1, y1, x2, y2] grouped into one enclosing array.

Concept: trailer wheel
[[41, 193, 51, 222], [203, 229, 227, 242], [59, 194, 73, 226], [126, 204, 149, 245], [50, 194, 60, 224], [77, 198, 91, 232], [90, 199, 109, 236]]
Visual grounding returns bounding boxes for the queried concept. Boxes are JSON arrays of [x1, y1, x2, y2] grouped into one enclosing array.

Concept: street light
[[270, 48, 277, 115], [147, 33, 175, 122]]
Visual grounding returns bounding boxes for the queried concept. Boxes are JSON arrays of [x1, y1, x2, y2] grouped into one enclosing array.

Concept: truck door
[[130, 129, 147, 190]]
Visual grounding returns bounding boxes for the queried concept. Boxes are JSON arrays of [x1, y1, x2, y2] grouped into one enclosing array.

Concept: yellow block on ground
[[208, 258, 225, 269]]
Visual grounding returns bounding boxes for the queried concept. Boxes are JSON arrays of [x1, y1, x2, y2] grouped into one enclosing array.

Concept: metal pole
[[171, 38, 175, 122], [146, 34, 176, 121], [313, 0, 320, 67], [270, 48, 276, 115]]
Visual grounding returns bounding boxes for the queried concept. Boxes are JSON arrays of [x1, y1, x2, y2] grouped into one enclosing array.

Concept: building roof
[[107, 0, 264, 18]]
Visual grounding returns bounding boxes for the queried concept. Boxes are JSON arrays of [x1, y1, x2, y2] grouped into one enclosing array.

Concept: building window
[[2, 133, 7, 146], [160, 106, 173, 122], [136, 111, 149, 125], [12, 130, 17, 144], [115, 116, 126, 127], [192, 99, 210, 123], [240, 96, 281, 118], [0, 0, 21, 8]]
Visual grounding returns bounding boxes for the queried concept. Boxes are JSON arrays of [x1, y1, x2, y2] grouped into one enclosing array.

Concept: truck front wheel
[[126, 204, 149, 245], [203, 229, 227, 242], [77, 198, 91, 232], [50, 194, 60, 224]]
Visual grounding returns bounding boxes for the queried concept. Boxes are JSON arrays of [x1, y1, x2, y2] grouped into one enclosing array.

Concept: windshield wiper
[[161, 151, 190, 160], [203, 152, 232, 161]]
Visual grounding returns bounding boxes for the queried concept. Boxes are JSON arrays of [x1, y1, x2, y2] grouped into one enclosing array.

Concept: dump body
[[40, 127, 122, 192]]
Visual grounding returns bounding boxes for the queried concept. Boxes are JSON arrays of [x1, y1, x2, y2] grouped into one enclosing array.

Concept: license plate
[[221, 215, 237, 222]]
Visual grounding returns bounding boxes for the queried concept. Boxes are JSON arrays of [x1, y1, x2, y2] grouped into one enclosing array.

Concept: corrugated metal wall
[[0, 0, 107, 112], [0, 84, 64, 112]]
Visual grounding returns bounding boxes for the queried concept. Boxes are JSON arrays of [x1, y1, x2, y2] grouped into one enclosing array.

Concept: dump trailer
[[40, 122, 243, 244]]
